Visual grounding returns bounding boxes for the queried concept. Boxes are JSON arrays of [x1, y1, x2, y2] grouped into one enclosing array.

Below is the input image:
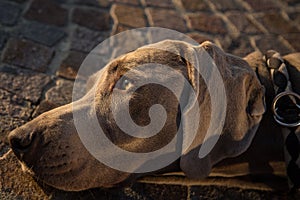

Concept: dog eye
[[116, 78, 134, 90]]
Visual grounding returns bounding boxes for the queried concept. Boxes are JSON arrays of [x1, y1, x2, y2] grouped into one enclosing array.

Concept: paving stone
[[2, 38, 54, 72], [109, 0, 140, 5], [56, 51, 87, 79], [0, 31, 8, 50], [244, 0, 280, 11], [146, 8, 187, 32], [45, 79, 74, 106], [0, 141, 10, 156], [10, 0, 28, 3], [112, 24, 132, 34], [24, 0, 68, 27], [52, 0, 68, 3], [143, 0, 174, 8], [111, 4, 147, 27], [70, 26, 109, 53], [288, 12, 300, 23], [257, 12, 299, 34], [73, 0, 110, 7], [0, 116, 27, 141], [255, 35, 293, 55], [226, 36, 255, 57], [0, 87, 32, 140], [109, 29, 149, 58], [190, 185, 281, 199], [180, 0, 209, 12], [187, 13, 227, 34], [20, 21, 66, 47], [0, 151, 51, 199], [46, 78, 88, 106], [227, 12, 262, 34], [284, 0, 300, 5], [211, 0, 244, 11], [283, 33, 300, 51], [0, 65, 51, 103], [97, 0, 111, 7], [187, 32, 213, 44], [31, 100, 59, 118], [72, 8, 111, 31], [0, 1, 21, 26], [0, 89, 32, 122], [131, 183, 188, 200]]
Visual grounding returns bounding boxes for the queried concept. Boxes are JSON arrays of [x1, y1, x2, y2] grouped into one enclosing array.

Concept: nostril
[[9, 132, 36, 152]]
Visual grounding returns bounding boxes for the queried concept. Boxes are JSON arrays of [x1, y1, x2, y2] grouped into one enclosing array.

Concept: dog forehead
[[111, 47, 185, 72], [138, 40, 195, 55]]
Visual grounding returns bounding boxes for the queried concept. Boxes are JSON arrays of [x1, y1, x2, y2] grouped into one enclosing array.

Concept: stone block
[[0, 88, 32, 140], [0, 1, 21, 26], [10, 0, 28, 3], [32, 100, 59, 118], [244, 0, 279, 11], [112, 24, 132, 34], [73, 0, 110, 7], [227, 12, 262, 34], [187, 13, 227, 34], [257, 12, 299, 34], [190, 185, 278, 199], [180, 0, 209, 12], [70, 26, 109, 53], [0, 65, 51, 103], [283, 33, 300, 51], [56, 51, 87, 79], [226, 36, 255, 57], [211, 0, 244, 11], [0, 31, 8, 50], [131, 183, 188, 200], [72, 8, 111, 31], [20, 21, 66, 46], [111, 4, 147, 27], [288, 12, 300, 23], [143, 0, 174, 8], [0, 89, 32, 121], [146, 8, 187, 32], [187, 32, 213, 44], [2, 38, 54, 72], [24, 0, 68, 27], [284, 0, 300, 5], [109, 0, 140, 5], [45, 79, 74, 106], [255, 35, 293, 55]]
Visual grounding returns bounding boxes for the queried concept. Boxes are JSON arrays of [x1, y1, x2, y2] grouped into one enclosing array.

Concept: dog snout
[[8, 125, 41, 163], [9, 129, 35, 152]]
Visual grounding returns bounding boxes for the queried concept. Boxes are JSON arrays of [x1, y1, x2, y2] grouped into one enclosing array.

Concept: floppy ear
[[179, 41, 265, 179], [283, 53, 300, 95]]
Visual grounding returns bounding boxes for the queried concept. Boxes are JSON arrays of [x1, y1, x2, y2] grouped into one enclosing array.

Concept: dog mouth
[[17, 141, 89, 185], [24, 157, 88, 189]]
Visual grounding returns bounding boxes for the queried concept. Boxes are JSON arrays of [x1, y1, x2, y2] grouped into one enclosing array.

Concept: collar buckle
[[272, 91, 300, 127]]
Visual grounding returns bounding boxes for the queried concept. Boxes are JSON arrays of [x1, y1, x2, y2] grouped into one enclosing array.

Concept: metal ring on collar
[[272, 91, 300, 127]]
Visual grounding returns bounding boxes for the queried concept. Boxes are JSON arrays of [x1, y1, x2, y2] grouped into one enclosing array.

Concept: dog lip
[[36, 160, 88, 183]]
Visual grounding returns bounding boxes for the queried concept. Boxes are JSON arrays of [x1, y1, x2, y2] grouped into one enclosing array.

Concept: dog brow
[[108, 62, 119, 74]]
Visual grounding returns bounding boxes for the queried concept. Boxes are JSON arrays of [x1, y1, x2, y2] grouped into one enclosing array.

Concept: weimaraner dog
[[8, 40, 300, 191]]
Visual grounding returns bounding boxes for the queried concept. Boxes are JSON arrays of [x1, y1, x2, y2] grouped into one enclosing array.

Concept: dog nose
[[8, 128, 36, 154]]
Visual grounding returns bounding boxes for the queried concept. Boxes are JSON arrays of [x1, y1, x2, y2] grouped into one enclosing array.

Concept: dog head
[[8, 40, 265, 191]]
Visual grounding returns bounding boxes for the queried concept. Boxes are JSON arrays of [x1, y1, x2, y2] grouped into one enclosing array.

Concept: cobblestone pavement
[[0, 0, 299, 199]]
